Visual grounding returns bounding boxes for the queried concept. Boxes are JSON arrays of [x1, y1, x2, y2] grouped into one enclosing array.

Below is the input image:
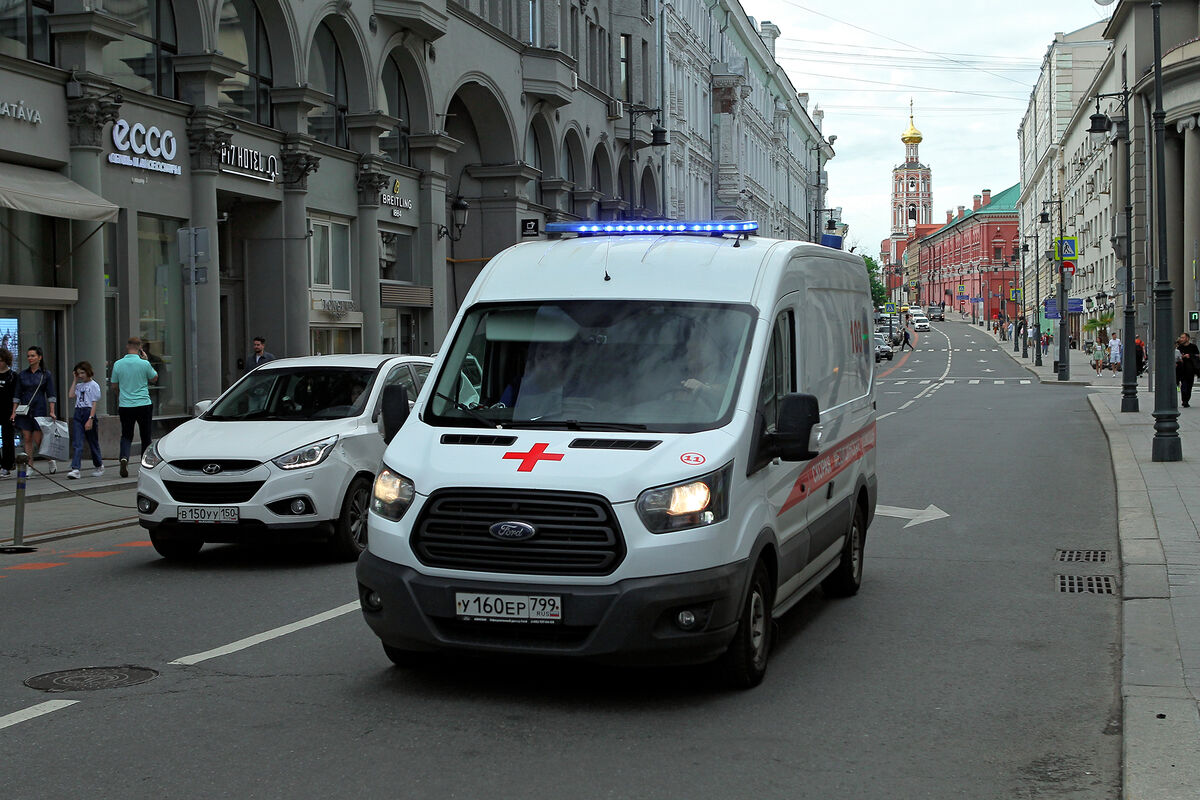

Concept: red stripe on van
[[778, 421, 876, 515]]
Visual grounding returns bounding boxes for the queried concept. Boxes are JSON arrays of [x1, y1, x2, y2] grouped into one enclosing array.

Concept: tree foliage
[[862, 255, 887, 308]]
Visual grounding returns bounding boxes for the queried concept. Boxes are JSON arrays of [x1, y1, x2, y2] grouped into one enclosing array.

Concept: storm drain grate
[[25, 665, 159, 692], [1056, 575, 1117, 595], [1056, 549, 1110, 563]]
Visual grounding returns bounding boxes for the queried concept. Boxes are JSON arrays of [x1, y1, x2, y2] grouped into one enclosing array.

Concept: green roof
[[972, 183, 1020, 214]]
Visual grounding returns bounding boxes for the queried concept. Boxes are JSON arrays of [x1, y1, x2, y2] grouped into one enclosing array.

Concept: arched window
[[103, 0, 178, 98], [379, 54, 410, 165], [559, 141, 576, 187], [0, 0, 53, 63], [525, 124, 543, 204], [309, 21, 348, 148], [217, 0, 273, 126]]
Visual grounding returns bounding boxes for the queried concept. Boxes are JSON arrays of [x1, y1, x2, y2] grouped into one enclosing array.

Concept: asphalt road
[[0, 320, 1121, 799]]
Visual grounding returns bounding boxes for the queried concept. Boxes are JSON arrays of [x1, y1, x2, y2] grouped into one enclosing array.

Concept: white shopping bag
[[35, 416, 70, 462]]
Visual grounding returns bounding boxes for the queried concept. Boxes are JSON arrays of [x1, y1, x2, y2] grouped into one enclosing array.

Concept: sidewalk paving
[[983, 321, 1200, 799]]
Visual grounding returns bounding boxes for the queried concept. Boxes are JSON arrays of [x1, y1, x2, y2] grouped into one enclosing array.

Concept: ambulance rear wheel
[[717, 560, 773, 689]]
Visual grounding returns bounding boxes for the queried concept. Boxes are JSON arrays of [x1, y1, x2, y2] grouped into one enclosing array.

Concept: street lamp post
[[1040, 199, 1069, 380], [625, 103, 667, 220], [1020, 244, 1029, 358], [1088, 83, 1138, 412], [809, 136, 836, 242], [1148, 0, 1180, 460], [1011, 252, 1021, 353], [1023, 231, 1043, 367]]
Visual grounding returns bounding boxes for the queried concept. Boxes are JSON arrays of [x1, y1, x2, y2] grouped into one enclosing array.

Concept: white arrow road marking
[[983, 368, 994, 373], [876, 504, 950, 528], [170, 601, 360, 666], [0, 700, 78, 731]]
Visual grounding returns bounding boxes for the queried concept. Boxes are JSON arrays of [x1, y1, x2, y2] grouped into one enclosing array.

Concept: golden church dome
[[901, 115, 923, 144]]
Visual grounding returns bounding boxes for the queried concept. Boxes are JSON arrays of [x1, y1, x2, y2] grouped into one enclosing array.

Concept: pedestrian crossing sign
[[884, 302, 896, 313], [1010, 288, 1022, 302], [1054, 237, 1078, 260], [958, 284, 966, 294]]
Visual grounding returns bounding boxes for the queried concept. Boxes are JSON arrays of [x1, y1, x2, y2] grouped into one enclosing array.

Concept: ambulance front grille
[[410, 489, 626, 576]]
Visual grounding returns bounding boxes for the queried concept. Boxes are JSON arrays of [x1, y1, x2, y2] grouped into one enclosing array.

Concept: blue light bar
[[544, 220, 759, 236]]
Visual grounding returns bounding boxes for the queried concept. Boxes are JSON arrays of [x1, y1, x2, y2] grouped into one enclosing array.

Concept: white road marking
[[170, 601, 360, 666], [878, 411, 897, 420], [876, 504, 950, 528], [895, 380, 908, 384], [0, 700, 78, 731], [969, 379, 980, 384], [900, 401, 914, 409], [994, 380, 1004, 385], [945, 379, 955, 384], [920, 379, 931, 384], [1021, 380, 1031, 384]]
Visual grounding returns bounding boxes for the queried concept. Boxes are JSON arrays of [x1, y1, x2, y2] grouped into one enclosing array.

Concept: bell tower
[[891, 100, 932, 234]]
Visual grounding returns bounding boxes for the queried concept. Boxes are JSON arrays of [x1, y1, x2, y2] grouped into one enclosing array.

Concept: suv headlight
[[272, 435, 338, 470], [140, 442, 163, 470], [636, 462, 732, 533], [372, 468, 415, 521]]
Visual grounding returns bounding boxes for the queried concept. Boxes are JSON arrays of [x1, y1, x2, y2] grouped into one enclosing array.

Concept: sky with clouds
[[737, 0, 1114, 258]]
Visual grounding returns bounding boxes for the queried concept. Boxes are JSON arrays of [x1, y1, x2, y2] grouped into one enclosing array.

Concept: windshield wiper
[[434, 391, 503, 429], [507, 420, 648, 432]]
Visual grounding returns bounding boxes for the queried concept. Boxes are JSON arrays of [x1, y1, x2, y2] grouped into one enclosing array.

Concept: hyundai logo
[[202, 463, 222, 475], [488, 521, 537, 541]]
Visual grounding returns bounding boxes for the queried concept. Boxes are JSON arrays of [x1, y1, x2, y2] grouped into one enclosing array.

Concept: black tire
[[329, 476, 372, 561], [716, 560, 773, 689], [149, 530, 203, 560], [823, 504, 866, 597], [382, 643, 434, 668]]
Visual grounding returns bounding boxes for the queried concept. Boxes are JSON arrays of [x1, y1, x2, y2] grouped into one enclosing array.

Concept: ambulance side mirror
[[770, 393, 821, 461], [381, 384, 410, 444]]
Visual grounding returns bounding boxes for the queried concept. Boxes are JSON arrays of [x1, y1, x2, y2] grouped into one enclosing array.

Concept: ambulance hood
[[385, 420, 743, 504]]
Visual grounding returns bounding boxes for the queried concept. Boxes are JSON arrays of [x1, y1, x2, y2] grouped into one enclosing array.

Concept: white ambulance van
[[357, 221, 877, 687]]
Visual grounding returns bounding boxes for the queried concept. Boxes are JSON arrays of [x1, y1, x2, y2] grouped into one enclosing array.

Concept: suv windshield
[[206, 367, 376, 421], [426, 300, 756, 432]]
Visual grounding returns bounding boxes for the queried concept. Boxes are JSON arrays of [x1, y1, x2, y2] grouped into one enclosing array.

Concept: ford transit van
[[357, 221, 877, 687]]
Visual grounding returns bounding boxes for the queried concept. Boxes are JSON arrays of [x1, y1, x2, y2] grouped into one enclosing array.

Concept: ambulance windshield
[[426, 301, 756, 432]]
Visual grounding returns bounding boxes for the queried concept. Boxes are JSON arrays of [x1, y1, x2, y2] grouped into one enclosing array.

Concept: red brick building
[[918, 184, 1021, 323]]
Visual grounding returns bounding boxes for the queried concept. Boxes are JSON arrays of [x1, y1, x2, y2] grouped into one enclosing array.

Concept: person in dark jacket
[[10, 345, 58, 472], [1176, 332, 1200, 407], [0, 348, 16, 477]]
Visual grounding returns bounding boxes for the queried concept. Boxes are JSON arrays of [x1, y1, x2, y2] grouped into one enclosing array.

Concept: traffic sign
[[1010, 288, 1022, 302], [1054, 237, 1078, 260], [957, 284, 966, 294], [884, 302, 896, 313], [1061, 260, 1076, 277]]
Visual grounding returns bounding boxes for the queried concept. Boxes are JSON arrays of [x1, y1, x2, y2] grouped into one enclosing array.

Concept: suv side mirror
[[381, 384, 410, 444], [769, 393, 821, 461], [194, 399, 214, 417]]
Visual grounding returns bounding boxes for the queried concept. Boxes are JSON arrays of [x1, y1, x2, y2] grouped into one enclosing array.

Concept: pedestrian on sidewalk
[[1135, 337, 1147, 375], [900, 327, 914, 351], [10, 345, 57, 473], [1176, 332, 1200, 407], [1042, 332, 1052, 356], [1007, 320, 1014, 342], [110, 336, 158, 478], [1091, 339, 1107, 376], [0, 348, 15, 477], [67, 361, 103, 479], [1108, 332, 1123, 376]]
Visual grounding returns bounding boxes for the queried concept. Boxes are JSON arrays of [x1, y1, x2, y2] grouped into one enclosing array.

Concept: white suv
[[136, 354, 432, 560]]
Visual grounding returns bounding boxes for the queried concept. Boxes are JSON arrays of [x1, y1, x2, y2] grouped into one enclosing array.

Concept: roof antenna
[[604, 269, 611, 281]]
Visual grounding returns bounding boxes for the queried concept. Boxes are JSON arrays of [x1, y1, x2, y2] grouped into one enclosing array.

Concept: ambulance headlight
[[371, 468, 415, 521], [636, 463, 732, 533]]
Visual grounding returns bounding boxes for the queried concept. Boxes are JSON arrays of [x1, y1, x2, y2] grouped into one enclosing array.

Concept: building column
[[1165, 131, 1185, 332], [65, 83, 122, 383], [1180, 117, 1200, 323], [409, 132, 463, 340], [347, 113, 399, 354], [280, 138, 321, 358]]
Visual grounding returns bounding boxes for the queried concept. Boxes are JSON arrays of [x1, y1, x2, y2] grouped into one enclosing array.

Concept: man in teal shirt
[[110, 336, 158, 477]]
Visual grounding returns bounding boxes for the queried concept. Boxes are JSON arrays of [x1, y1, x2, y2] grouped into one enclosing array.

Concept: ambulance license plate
[[177, 506, 239, 523], [455, 592, 562, 623]]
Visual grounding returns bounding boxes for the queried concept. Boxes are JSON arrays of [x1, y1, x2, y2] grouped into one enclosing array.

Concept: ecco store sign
[[108, 118, 182, 175]]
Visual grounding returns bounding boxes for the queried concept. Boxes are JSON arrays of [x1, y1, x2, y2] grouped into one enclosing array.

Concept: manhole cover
[[1056, 549, 1110, 563], [1056, 575, 1117, 595], [25, 666, 159, 692]]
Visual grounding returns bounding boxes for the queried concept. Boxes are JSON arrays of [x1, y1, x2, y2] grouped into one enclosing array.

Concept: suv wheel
[[149, 530, 203, 560], [329, 476, 371, 561]]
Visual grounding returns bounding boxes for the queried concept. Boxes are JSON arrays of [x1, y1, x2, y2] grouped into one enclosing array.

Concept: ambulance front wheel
[[716, 559, 773, 689]]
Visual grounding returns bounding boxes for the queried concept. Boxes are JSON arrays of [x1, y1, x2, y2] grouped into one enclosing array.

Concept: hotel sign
[[220, 142, 279, 183]]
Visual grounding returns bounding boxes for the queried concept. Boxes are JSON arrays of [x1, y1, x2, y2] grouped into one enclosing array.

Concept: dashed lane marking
[[169, 601, 361, 666], [0, 700, 78, 731]]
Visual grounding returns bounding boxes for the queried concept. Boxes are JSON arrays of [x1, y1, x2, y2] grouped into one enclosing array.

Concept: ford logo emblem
[[202, 463, 222, 475], [489, 521, 537, 541]]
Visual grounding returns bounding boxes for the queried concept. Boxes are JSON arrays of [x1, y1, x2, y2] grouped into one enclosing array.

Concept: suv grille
[[163, 480, 264, 504], [169, 460, 261, 473], [411, 489, 625, 576]]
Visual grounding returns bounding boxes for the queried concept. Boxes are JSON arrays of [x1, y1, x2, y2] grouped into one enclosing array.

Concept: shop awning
[[0, 162, 119, 223]]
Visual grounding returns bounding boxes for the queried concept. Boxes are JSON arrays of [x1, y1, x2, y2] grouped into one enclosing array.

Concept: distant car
[[912, 316, 931, 332], [873, 334, 894, 362], [136, 354, 434, 561], [926, 306, 944, 321]]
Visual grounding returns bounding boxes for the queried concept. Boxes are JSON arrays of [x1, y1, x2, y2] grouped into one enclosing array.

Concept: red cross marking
[[503, 442, 565, 472]]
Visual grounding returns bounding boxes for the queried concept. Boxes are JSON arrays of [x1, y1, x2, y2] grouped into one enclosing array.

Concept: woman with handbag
[[10, 345, 58, 472]]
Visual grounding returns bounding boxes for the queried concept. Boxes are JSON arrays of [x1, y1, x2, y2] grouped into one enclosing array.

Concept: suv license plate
[[455, 592, 562, 624], [177, 506, 239, 523]]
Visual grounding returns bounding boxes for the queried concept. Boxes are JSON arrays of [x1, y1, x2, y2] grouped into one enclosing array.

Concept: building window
[[525, 125, 544, 204], [526, 0, 541, 45], [103, 0, 178, 98], [310, 327, 357, 355], [137, 215, 184, 416], [380, 55, 411, 166], [217, 0, 273, 126], [0, 0, 53, 63], [309, 21, 349, 148], [619, 33, 631, 102], [309, 218, 351, 291]]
